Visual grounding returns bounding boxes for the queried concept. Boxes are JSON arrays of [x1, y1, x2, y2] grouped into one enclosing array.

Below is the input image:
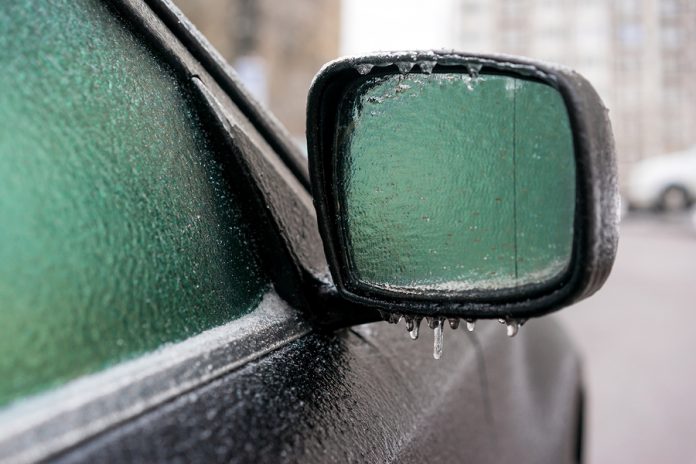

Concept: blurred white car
[[626, 146, 696, 211]]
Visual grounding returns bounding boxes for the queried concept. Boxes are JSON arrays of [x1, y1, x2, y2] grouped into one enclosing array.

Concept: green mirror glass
[[336, 72, 576, 293]]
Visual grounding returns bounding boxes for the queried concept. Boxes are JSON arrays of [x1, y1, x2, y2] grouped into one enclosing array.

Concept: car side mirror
[[307, 51, 618, 326]]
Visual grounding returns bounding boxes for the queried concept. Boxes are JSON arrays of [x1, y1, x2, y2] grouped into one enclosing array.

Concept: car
[[625, 146, 696, 211], [0, 1, 618, 463]]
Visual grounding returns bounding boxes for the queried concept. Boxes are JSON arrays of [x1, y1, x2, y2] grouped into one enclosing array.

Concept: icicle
[[410, 317, 422, 340], [433, 318, 444, 359]]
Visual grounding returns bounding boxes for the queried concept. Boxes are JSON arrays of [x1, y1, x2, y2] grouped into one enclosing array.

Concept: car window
[[0, 0, 268, 407]]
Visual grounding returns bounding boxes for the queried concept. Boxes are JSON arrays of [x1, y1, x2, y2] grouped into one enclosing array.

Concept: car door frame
[[0, 0, 356, 461]]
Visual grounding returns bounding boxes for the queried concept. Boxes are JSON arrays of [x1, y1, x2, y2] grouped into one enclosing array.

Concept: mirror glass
[[336, 72, 576, 293]]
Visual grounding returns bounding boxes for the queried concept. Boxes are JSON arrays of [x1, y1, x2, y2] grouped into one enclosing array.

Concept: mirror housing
[[307, 51, 618, 320]]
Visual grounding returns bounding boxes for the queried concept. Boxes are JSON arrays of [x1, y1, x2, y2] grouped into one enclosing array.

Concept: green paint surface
[[0, 0, 267, 406], [337, 73, 575, 291]]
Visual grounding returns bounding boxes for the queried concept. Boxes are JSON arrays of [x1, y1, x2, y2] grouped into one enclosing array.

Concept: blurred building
[[454, 0, 612, 106], [173, 0, 340, 141], [450, 0, 696, 181], [173, 0, 695, 180]]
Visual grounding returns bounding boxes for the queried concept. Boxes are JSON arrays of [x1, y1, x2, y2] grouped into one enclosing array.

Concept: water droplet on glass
[[419, 61, 436, 74], [356, 63, 374, 75], [466, 319, 476, 332], [396, 61, 414, 73], [506, 320, 519, 337], [433, 318, 444, 359], [448, 318, 460, 330], [410, 317, 422, 340]]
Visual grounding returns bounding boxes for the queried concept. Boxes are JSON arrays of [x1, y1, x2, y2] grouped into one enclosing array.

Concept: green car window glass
[[0, 0, 268, 407]]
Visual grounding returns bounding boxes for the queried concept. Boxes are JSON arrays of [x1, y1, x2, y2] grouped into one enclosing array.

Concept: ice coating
[[396, 62, 415, 73], [337, 72, 576, 293], [356, 63, 374, 75], [419, 61, 436, 73]]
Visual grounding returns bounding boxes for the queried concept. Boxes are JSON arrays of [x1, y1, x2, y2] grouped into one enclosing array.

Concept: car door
[[0, 1, 584, 463], [0, 0, 311, 459]]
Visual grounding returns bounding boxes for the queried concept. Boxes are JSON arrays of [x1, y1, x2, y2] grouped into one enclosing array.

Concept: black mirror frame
[[307, 51, 619, 319]]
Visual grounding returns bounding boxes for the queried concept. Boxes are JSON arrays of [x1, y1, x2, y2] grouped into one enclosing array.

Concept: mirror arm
[[307, 281, 383, 330]]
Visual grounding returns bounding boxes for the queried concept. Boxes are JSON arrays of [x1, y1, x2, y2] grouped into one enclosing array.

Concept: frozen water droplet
[[448, 318, 460, 330], [405, 316, 414, 332], [433, 318, 444, 359], [467, 63, 482, 77], [426, 317, 437, 329], [396, 61, 414, 73], [419, 61, 436, 74], [506, 320, 519, 337], [356, 63, 374, 75], [410, 317, 422, 340], [466, 319, 476, 332]]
